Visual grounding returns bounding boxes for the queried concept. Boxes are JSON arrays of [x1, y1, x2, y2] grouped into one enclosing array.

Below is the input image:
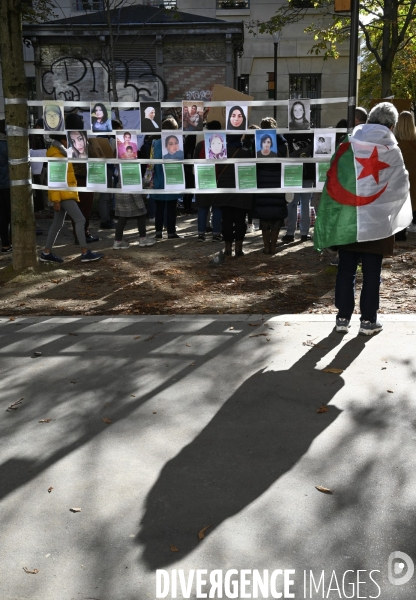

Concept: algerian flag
[[314, 124, 412, 251]]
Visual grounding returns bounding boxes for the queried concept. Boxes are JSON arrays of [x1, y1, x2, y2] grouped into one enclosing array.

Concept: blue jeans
[[198, 206, 222, 235], [335, 249, 383, 323], [286, 180, 313, 236]]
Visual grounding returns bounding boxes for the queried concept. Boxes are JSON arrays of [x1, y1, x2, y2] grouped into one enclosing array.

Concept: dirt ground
[[1, 211, 416, 317]]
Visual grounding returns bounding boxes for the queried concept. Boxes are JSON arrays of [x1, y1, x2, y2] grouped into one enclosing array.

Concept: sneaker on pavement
[[81, 249, 103, 262], [197, 234, 206, 242], [40, 251, 63, 264], [139, 236, 156, 247], [359, 320, 383, 336], [100, 221, 116, 229], [212, 234, 222, 242], [281, 234, 295, 243], [335, 317, 350, 333], [1, 246, 12, 254], [301, 234, 312, 242], [113, 240, 129, 250], [330, 257, 340, 267], [168, 233, 182, 239], [155, 232, 163, 239]]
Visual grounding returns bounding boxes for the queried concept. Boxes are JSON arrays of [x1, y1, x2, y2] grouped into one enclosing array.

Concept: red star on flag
[[355, 147, 390, 184]]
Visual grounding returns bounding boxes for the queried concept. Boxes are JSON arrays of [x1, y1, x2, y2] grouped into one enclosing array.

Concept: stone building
[[22, 4, 244, 112]]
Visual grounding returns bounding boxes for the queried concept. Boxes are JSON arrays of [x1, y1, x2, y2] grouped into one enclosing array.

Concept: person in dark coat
[[210, 135, 252, 258], [253, 118, 288, 254]]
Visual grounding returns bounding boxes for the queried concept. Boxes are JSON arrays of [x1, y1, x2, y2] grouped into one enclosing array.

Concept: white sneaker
[[139, 236, 156, 247], [113, 240, 129, 250], [407, 223, 416, 233]]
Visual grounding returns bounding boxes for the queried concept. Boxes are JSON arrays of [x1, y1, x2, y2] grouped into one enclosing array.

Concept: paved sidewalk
[[1, 314, 416, 600]]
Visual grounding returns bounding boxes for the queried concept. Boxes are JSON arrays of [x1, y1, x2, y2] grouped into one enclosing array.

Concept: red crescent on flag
[[326, 143, 388, 206]]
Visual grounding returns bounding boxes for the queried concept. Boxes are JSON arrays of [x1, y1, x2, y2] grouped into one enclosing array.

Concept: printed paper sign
[[314, 132, 336, 157], [282, 163, 303, 188], [236, 164, 257, 190], [195, 165, 217, 190], [48, 161, 67, 188], [315, 162, 330, 191], [30, 149, 47, 176], [121, 163, 142, 189], [87, 163, 107, 189], [163, 163, 185, 190]]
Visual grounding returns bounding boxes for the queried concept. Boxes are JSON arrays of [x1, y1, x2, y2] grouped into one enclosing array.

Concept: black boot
[[262, 231, 271, 254], [235, 240, 244, 257], [270, 229, 280, 254], [224, 241, 232, 256]]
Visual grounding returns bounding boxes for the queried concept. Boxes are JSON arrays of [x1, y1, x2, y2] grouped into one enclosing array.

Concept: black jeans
[[0, 188, 11, 247], [155, 201, 177, 235], [115, 215, 146, 240], [221, 206, 247, 242], [335, 249, 383, 323]]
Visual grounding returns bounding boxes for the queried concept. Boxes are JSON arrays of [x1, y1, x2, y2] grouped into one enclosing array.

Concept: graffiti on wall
[[42, 56, 167, 102], [184, 90, 213, 101]]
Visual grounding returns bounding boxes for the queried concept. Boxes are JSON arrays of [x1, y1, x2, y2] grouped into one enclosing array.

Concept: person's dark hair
[[290, 101, 308, 123], [318, 136, 325, 143], [165, 134, 179, 147], [124, 132, 131, 138], [206, 120, 221, 130], [355, 107, 368, 124], [162, 117, 178, 130], [49, 133, 67, 142], [260, 117, 277, 129], [227, 105, 247, 130], [65, 112, 84, 129], [112, 119, 123, 129], [260, 133, 273, 147], [35, 118, 44, 129], [336, 118, 348, 128], [125, 146, 133, 152], [192, 105, 197, 110], [92, 103, 108, 122]]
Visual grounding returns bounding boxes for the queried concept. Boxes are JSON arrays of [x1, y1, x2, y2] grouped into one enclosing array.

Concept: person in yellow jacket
[[40, 134, 103, 263]]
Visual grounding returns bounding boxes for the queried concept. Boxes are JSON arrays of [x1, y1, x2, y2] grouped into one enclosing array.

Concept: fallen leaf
[[198, 525, 211, 540], [316, 405, 329, 413], [381, 367, 387, 370], [229, 326, 234, 330], [322, 368, 344, 374], [248, 323, 260, 327], [170, 544, 179, 552], [134, 336, 141, 339], [130, 394, 136, 397], [190, 363, 195, 366], [7, 397, 23, 411], [33, 351, 42, 357], [249, 333, 268, 337], [9, 316, 16, 321], [102, 417, 112, 424], [70, 507, 81, 512], [38, 419, 51, 423], [145, 335, 155, 341], [68, 332, 78, 336], [23, 567, 39, 574], [315, 485, 333, 495], [387, 390, 394, 393], [48, 487, 53, 493], [50, 279, 62, 284], [186, 343, 191, 347]]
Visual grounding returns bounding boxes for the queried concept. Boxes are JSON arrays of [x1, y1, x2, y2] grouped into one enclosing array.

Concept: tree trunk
[[381, 67, 393, 98], [0, 0, 37, 270]]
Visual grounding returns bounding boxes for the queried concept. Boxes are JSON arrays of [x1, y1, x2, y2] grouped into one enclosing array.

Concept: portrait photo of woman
[[140, 103, 161, 132], [288, 100, 311, 131], [205, 133, 227, 160], [255, 131, 278, 158], [66, 130, 89, 159], [43, 104, 64, 132], [90, 103, 112, 132], [226, 105, 247, 131], [162, 134, 184, 160]]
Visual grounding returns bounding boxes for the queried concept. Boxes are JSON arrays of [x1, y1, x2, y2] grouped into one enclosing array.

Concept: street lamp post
[[272, 31, 281, 120]]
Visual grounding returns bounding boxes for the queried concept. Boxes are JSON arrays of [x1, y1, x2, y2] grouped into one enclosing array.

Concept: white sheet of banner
[[30, 149, 47, 175]]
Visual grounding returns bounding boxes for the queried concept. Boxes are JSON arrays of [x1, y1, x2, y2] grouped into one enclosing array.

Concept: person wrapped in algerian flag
[[314, 108, 411, 252], [314, 102, 412, 336]]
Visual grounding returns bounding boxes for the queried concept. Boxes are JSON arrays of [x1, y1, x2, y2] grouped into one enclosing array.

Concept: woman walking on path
[[113, 183, 156, 249], [40, 134, 103, 264]]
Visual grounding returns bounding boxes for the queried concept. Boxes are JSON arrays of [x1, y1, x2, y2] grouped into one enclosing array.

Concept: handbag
[[143, 142, 155, 189]]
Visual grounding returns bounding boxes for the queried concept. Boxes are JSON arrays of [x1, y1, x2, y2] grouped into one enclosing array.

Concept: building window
[[217, 0, 250, 8], [289, 74, 321, 127], [143, 0, 177, 7], [72, 0, 104, 11], [238, 74, 249, 95]]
